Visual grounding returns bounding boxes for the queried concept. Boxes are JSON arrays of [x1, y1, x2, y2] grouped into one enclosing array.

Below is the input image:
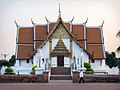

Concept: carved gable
[[51, 22, 71, 39]]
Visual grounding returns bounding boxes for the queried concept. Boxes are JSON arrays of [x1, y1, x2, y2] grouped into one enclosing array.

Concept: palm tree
[[116, 30, 120, 53]]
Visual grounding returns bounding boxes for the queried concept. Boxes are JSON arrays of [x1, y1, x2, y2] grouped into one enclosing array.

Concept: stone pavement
[[0, 83, 120, 90]]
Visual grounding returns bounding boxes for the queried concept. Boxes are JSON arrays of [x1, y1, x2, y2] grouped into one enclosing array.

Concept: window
[[42, 58, 44, 62], [26, 59, 29, 63]]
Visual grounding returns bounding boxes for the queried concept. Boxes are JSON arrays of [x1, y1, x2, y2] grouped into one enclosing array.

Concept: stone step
[[51, 67, 71, 75], [50, 75, 72, 80], [49, 80, 72, 83]]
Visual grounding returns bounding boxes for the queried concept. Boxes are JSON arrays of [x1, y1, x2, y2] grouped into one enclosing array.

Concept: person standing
[[79, 70, 85, 83]]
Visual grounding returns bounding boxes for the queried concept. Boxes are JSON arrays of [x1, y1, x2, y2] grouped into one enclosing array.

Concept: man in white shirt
[[79, 70, 85, 83]]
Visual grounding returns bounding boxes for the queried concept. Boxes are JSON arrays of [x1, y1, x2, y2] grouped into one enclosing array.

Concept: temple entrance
[[57, 55, 64, 66]]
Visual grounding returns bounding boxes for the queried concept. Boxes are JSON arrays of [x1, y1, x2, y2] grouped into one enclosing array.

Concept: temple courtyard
[[0, 83, 120, 90]]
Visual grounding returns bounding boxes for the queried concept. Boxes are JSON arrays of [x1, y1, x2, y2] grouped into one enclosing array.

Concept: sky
[[0, 0, 120, 60]]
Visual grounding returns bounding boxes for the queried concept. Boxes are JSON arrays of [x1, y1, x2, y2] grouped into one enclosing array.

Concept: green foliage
[[32, 65, 37, 71], [85, 71, 93, 73], [0, 55, 15, 68], [117, 58, 120, 68], [9, 55, 15, 66], [30, 65, 37, 74], [4, 72, 15, 75], [5, 67, 14, 73], [84, 62, 94, 73], [84, 62, 91, 68], [0, 60, 9, 67], [86, 68, 93, 72], [30, 70, 35, 74], [116, 30, 120, 53], [116, 46, 120, 53], [105, 51, 118, 68]]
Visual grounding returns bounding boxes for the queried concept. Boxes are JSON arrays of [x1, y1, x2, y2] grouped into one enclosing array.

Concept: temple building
[[14, 7, 106, 77]]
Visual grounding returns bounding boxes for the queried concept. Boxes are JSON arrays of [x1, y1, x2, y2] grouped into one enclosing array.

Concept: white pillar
[[15, 60, 20, 67]]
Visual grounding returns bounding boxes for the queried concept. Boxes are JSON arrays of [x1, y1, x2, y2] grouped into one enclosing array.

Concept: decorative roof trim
[[15, 26, 20, 60], [72, 23, 85, 25], [86, 26, 101, 28], [19, 26, 33, 28], [47, 17, 74, 39], [38, 17, 93, 58], [35, 24, 47, 26], [17, 44, 34, 45], [33, 24, 36, 50], [102, 43, 106, 59], [15, 44, 18, 60]]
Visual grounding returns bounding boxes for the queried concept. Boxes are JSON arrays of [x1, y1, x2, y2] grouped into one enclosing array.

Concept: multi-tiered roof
[[15, 11, 105, 60]]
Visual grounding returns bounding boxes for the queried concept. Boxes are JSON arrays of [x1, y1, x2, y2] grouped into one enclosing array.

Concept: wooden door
[[57, 55, 64, 66]]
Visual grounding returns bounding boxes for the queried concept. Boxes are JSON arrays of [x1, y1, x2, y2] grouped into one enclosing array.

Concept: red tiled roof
[[87, 45, 105, 59], [17, 45, 33, 60], [64, 23, 70, 31], [49, 22, 70, 32], [18, 28, 34, 44], [86, 28, 102, 44], [16, 19, 105, 60], [77, 41, 85, 49], [49, 23, 55, 32], [35, 25, 47, 40], [72, 25, 84, 40], [35, 42, 44, 49]]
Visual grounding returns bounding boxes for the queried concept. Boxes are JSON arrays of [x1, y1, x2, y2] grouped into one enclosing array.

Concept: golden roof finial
[[31, 18, 34, 25], [14, 20, 18, 27], [45, 16, 48, 22], [101, 20, 104, 27], [85, 17, 88, 23], [59, 3, 61, 17], [71, 17, 74, 22]]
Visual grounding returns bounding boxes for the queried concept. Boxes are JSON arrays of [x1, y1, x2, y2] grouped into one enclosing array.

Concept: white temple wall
[[72, 40, 82, 59], [91, 60, 106, 73], [20, 60, 27, 68], [20, 60, 33, 68], [41, 41, 49, 59], [62, 39, 70, 50], [15, 60, 20, 67], [33, 52, 39, 66], [72, 40, 89, 67], [82, 52, 89, 63], [52, 39, 59, 50], [91, 60, 101, 69], [15, 60, 33, 75], [51, 57, 57, 67], [64, 57, 70, 67]]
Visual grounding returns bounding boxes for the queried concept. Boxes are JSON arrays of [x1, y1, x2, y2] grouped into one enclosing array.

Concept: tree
[[0, 60, 9, 67], [116, 30, 120, 53], [105, 51, 118, 68], [118, 58, 120, 74], [9, 55, 15, 66], [116, 30, 120, 37]]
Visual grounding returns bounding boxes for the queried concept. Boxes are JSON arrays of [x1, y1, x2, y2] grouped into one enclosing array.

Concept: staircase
[[51, 66, 71, 75], [50, 67, 72, 82]]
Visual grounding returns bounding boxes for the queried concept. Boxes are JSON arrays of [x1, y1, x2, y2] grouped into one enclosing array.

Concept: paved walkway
[[0, 83, 120, 90]]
